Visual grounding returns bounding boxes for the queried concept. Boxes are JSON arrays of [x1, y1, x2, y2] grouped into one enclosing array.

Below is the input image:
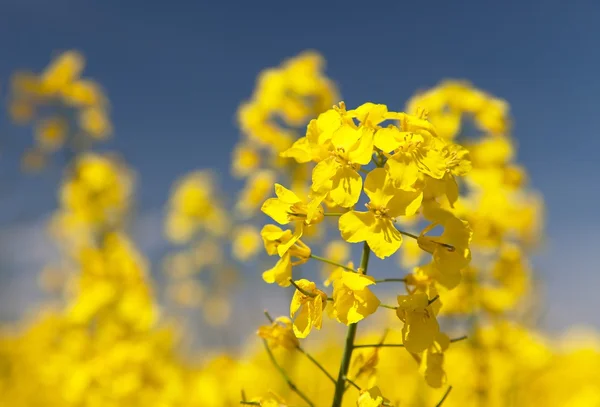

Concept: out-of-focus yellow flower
[[231, 143, 261, 178], [40, 50, 85, 94], [421, 332, 450, 388], [61, 79, 105, 107], [261, 225, 311, 286], [167, 280, 205, 308], [289, 279, 327, 338], [257, 317, 299, 350], [396, 292, 439, 353], [79, 106, 112, 139], [331, 270, 380, 325], [417, 202, 472, 289], [339, 168, 422, 259], [60, 153, 132, 228], [232, 225, 262, 261], [357, 386, 387, 407], [166, 171, 228, 243], [236, 169, 277, 217], [35, 116, 68, 151], [203, 295, 232, 326]]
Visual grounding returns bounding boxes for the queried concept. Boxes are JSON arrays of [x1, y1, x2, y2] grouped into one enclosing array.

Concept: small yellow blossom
[[332, 271, 380, 325], [290, 279, 328, 338], [339, 168, 422, 259], [262, 183, 323, 255], [417, 202, 472, 289], [396, 292, 439, 353], [257, 316, 299, 350], [232, 225, 262, 261], [357, 386, 387, 407], [261, 225, 311, 286]]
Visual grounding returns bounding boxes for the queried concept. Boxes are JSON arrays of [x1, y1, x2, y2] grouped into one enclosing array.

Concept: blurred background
[[0, 0, 599, 346]]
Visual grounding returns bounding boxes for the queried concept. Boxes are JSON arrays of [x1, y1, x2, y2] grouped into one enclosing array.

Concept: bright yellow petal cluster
[[331, 270, 380, 325], [290, 279, 328, 338], [396, 293, 440, 353], [257, 317, 299, 350]]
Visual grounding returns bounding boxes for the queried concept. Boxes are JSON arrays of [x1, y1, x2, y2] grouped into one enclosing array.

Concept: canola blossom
[[0, 50, 598, 407]]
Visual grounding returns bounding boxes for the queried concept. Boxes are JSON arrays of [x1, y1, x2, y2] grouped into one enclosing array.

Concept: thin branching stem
[[374, 278, 407, 283], [296, 346, 337, 385], [353, 335, 467, 349], [263, 310, 336, 385], [262, 339, 315, 407], [435, 386, 453, 407], [428, 295, 440, 305], [310, 254, 357, 272]]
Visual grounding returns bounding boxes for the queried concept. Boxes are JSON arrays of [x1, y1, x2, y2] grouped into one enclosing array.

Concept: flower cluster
[[8, 51, 112, 170], [2, 51, 598, 407]]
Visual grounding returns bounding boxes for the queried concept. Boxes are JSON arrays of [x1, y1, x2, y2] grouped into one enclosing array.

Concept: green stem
[[428, 295, 440, 305], [310, 254, 357, 272], [353, 336, 467, 349], [379, 304, 398, 310], [436, 386, 453, 407], [330, 242, 371, 407], [297, 346, 337, 385], [324, 212, 346, 217], [263, 310, 336, 386], [239, 402, 260, 406], [374, 278, 407, 283], [262, 339, 315, 407]]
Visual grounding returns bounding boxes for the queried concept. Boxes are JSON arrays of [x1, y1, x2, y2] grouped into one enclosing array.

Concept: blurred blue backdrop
[[0, 0, 598, 336]]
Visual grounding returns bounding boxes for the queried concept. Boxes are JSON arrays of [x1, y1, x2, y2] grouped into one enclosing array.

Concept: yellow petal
[[330, 166, 362, 207], [274, 183, 301, 204], [339, 211, 374, 243], [311, 157, 337, 192], [348, 127, 374, 165], [262, 253, 292, 287], [385, 155, 420, 189], [363, 167, 391, 208], [261, 197, 292, 224], [367, 219, 403, 259], [373, 126, 402, 152], [280, 137, 312, 163], [387, 189, 423, 218]]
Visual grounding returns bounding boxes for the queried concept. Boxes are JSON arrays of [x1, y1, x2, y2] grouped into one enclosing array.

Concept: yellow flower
[[417, 202, 472, 289], [422, 332, 450, 388], [79, 106, 112, 139], [396, 292, 439, 353], [311, 123, 374, 207], [357, 386, 387, 407], [257, 316, 299, 350], [339, 168, 422, 259], [40, 50, 85, 94], [332, 271, 380, 325], [35, 116, 68, 151], [236, 169, 276, 217], [290, 279, 328, 338], [262, 184, 323, 256], [232, 225, 261, 261], [422, 142, 471, 205], [231, 143, 261, 177], [61, 79, 105, 107], [261, 225, 311, 287]]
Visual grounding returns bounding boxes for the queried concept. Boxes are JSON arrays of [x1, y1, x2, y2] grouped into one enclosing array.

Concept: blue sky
[[0, 0, 599, 336]]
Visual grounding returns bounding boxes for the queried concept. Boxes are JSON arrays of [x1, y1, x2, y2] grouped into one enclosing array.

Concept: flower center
[[365, 202, 390, 219]]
